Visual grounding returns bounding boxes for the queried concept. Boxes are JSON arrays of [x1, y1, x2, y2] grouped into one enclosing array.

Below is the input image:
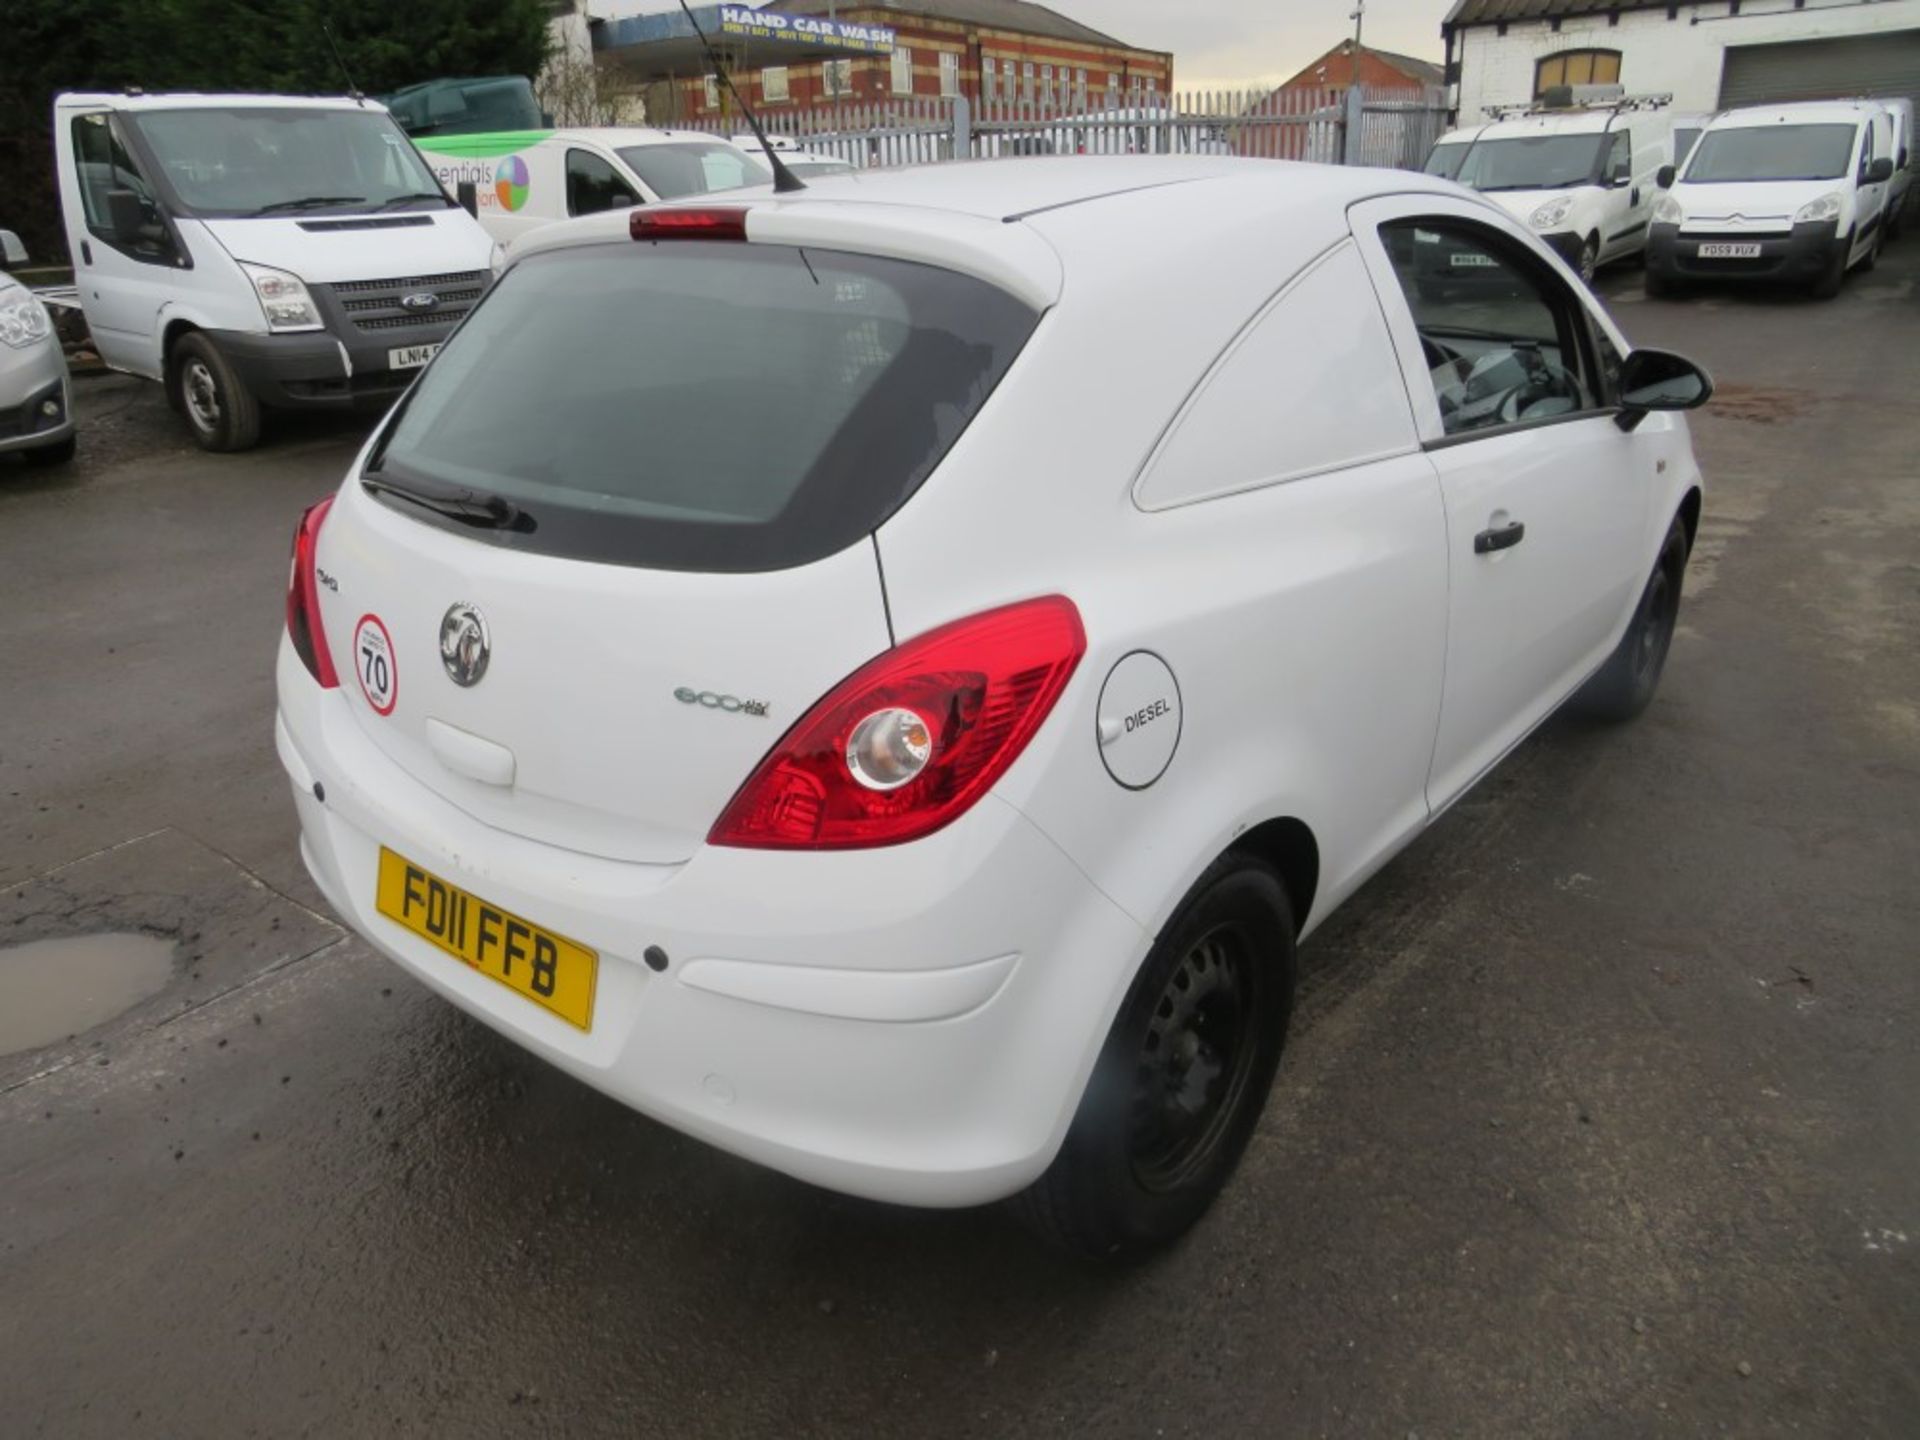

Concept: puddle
[[0, 933, 175, 1057]]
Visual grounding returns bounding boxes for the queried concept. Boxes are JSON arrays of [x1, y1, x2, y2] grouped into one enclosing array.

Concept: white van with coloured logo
[[414, 129, 772, 246], [53, 92, 497, 452]]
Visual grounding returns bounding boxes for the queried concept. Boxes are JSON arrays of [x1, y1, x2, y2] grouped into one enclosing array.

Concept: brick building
[[657, 0, 1173, 119], [1272, 39, 1444, 109]]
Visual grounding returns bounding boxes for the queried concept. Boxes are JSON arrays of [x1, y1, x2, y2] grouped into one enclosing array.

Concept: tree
[[0, 0, 553, 262]]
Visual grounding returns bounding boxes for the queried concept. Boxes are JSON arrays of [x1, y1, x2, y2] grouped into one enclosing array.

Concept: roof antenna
[[677, 0, 806, 193], [321, 17, 365, 105]]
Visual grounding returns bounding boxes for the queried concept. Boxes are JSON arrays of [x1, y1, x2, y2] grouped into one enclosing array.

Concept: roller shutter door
[[1718, 31, 1920, 123]]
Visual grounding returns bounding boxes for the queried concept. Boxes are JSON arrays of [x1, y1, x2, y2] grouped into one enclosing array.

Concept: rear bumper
[[274, 637, 1148, 1208], [1646, 221, 1840, 284], [205, 325, 449, 412]]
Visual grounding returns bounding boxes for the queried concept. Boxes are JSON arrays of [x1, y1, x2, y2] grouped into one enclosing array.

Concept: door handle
[[1474, 519, 1526, 554], [81, 240, 92, 266]]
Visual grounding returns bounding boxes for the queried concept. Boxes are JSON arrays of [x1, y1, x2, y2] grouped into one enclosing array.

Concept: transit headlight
[[239, 262, 322, 333]]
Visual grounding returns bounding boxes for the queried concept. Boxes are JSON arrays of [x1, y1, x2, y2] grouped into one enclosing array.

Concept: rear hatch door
[[312, 226, 1041, 864]]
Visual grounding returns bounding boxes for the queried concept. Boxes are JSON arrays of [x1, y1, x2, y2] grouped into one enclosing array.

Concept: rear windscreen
[[367, 241, 1040, 571]]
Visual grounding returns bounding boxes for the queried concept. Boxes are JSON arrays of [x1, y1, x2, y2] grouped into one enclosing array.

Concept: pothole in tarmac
[[0, 933, 175, 1057]]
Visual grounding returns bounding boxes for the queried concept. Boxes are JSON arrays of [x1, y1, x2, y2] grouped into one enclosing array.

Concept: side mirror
[[610, 191, 635, 209], [106, 186, 146, 242], [1655, 164, 1676, 189], [0, 228, 26, 268], [1863, 156, 1895, 185], [1616, 347, 1713, 430], [455, 179, 479, 217]]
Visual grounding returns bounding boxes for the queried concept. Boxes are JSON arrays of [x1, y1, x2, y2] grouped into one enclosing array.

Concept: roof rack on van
[[1483, 87, 1673, 120]]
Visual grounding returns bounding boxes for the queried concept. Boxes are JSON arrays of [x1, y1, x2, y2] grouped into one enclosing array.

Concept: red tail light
[[286, 496, 339, 688], [709, 596, 1086, 850], [630, 207, 749, 242]]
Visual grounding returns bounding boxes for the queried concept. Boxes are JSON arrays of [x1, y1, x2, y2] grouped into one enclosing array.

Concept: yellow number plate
[[375, 848, 597, 1030]]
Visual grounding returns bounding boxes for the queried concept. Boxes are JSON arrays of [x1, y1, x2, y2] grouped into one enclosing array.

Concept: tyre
[[1576, 234, 1600, 287], [1810, 236, 1849, 299], [1012, 855, 1296, 1258], [1859, 227, 1880, 274], [20, 434, 76, 468], [1574, 514, 1689, 723], [171, 331, 261, 452]]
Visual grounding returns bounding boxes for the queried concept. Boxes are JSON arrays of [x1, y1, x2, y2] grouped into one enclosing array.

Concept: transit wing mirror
[[455, 180, 479, 217], [1616, 348, 1713, 432], [1863, 156, 1895, 185], [0, 228, 26, 269], [1655, 164, 1676, 190]]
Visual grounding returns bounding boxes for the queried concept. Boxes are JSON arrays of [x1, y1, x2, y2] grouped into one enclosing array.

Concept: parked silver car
[[0, 234, 75, 468]]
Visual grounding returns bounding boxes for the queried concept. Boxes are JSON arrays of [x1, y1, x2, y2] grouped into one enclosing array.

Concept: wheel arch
[[1226, 815, 1319, 938], [1677, 485, 1702, 555], [160, 316, 204, 409]]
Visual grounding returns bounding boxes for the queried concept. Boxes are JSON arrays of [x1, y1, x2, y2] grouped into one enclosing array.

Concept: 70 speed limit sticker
[[353, 614, 399, 716]]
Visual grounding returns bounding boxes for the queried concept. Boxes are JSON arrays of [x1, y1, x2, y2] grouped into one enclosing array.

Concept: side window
[[1858, 123, 1874, 180], [1135, 243, 1419, 509], [72, 113, 172, 262], [1379, 219, 1599, 438], [1607, 129, 1631, 183], [567, 149, 632, 217]]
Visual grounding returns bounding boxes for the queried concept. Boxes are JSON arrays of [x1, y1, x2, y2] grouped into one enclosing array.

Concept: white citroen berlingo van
[[1646, 99, 1897, 297]]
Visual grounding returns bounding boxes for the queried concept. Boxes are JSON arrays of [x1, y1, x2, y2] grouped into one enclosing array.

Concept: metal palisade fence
[[679, 86, 1449, 172]]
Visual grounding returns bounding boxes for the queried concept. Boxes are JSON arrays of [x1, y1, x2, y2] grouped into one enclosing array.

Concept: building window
[[1108, 70, 1120, 98], [1143, 76, 1156, 95], [1534, 49, 1621, 96], [891, 46, 913, 96], [704, 75, 720, 110], [982, 56, 996, 100], [1041, 63, 1054, 103], [939, 50, 959, 98], [1074, 66, 1087, 102], [823, 58, 853, 98], [763, 66, 789, 104]]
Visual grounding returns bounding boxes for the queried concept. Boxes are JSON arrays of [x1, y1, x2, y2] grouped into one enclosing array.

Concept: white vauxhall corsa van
[[53, 93, 497, 451], [275, 158, 1713, 1255], [1646, 100, 1897, 298], [413, 129, 772, 246], [1426, 89, 1674, 283]]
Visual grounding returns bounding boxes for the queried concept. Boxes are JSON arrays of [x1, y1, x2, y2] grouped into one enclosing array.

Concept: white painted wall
[[1455, 0, 1920, 118]]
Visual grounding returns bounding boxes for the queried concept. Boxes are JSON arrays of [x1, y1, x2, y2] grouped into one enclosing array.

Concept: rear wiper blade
[[373, 191, 454, 211], [361, 472, 531, 531], [250, 195, 367, 215]]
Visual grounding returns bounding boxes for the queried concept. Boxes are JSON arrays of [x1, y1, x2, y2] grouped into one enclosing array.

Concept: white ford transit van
[[1646, 99, 1897, 298], [413, 129, 772, 246], [53, 92, 496, 451], [1425, 88, 1674, 284]]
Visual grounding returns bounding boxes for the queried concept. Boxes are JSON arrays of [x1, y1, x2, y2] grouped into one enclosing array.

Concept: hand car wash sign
[[716, 5, 895, 53]]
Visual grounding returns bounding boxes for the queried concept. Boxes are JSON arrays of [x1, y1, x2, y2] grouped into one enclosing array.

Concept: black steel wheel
[[1012, 855, 1296, 1258]]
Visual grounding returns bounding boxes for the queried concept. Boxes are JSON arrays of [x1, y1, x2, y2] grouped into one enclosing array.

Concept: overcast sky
[[599, 2, 1453, 93], [1062, 0, 1449, 91]]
